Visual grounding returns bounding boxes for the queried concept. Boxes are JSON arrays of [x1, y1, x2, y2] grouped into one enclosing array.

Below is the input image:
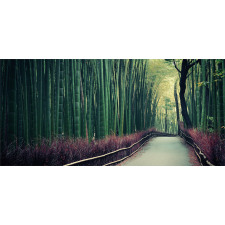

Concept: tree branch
[[173, 60, 181, 73], [187, 72, 192, 78], [188, 59, 200, 69]]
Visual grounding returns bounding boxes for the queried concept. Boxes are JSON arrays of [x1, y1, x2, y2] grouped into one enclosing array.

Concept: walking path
[[119, 137, 199, 166]]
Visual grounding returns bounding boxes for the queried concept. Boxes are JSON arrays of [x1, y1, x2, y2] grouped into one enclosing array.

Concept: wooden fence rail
[[64, 132, 175, 166], [179, 129, 214, 166]]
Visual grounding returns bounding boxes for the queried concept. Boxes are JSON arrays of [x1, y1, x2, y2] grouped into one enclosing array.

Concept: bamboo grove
[[174, 59, 225, 135], [0, 59, 160, 150], [155, 98, 177, 135]]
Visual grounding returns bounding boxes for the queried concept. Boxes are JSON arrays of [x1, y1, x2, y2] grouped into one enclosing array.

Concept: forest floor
[[118, 137, 200, 166]]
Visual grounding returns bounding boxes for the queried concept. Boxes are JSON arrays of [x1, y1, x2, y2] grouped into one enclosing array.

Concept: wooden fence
[[64, 132, 175, 166], [179, 128, 214, 166]]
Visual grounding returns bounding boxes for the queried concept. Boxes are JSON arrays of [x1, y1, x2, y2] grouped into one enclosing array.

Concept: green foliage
[[197, 81, 209, 87], [185, 59, 225, 135], [0, 59, 161, 148]]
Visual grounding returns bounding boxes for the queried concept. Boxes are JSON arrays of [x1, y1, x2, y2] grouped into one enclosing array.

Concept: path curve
[[119, 137, 200, 166]]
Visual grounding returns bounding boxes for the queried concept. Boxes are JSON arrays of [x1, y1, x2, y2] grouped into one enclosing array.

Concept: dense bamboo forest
[[0, 59, 225, 166], [178, 59, 225, 134]]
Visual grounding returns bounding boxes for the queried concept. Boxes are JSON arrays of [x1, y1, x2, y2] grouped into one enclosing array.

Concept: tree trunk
[[174, 79, 180, 133], [179, 60, 192, 128], [211, 60, 217, 131], [201, 59, 207, 131], [222, 60, 225, 129], [7, 60, 17, 144], [58, 59, 64, 137]]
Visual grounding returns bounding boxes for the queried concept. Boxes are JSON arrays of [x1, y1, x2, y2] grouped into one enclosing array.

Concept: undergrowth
[[1, 128, 156, 166], [187, 129, 225, 166]]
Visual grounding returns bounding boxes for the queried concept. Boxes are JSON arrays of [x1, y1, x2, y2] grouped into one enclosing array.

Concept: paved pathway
[[120, 137, 196, 166]]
